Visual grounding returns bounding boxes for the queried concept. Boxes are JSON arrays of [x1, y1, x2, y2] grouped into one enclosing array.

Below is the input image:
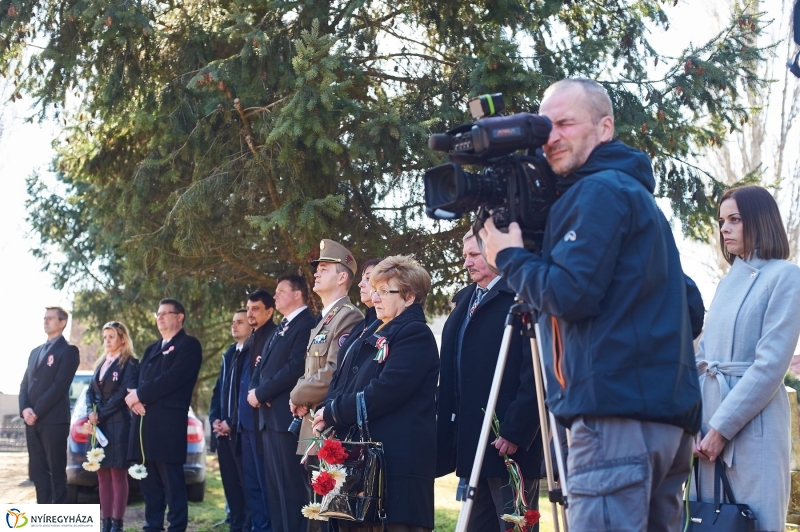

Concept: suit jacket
[[289, 295, 362, 453], [86, 358, 139, 468], [128, 329, 202, 464], [250, 308, 316, 432], [321, 304, 439, 529], [19, 336, 80, 425], [694, 256, 800, 531], [435, 277, 542, 480]]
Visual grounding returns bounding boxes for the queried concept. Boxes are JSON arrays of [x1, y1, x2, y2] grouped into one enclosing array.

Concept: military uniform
[[289, 240, 363, 454]]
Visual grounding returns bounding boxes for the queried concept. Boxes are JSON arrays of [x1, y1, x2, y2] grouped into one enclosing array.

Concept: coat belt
[[696, 360, 752, 466]]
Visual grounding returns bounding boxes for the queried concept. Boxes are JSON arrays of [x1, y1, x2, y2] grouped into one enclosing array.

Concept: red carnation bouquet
[[318, 438, 348, 465], [301, 431, 350, 521]]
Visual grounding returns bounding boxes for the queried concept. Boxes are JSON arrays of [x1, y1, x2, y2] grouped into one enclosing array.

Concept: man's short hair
[[235, 309, 247, 315], [159, 298, 186, 318], [543, 78, 614, 124], [247, 289, 276, 309], [463, 229, 475, 242], [334, 263, 355, 289], [45, 306, 69, 322], [277, 274, 310, 304]]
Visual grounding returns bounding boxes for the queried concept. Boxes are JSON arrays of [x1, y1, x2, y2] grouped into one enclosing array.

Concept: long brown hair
[[718, 185, 790, 264], [94, 321, 137, 369]]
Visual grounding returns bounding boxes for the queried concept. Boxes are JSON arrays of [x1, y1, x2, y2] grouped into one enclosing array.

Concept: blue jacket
[[496, 139, 703, 433]]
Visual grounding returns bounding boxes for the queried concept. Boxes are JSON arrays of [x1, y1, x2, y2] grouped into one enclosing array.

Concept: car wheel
[[67, 485, 79, 504], [186, 480, 205, 502]]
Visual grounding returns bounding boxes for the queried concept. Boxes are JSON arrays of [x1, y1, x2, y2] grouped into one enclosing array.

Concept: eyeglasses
[[103, 321, 122, 329], [154, 311, 180, 319], [370, 289, 401, 299]]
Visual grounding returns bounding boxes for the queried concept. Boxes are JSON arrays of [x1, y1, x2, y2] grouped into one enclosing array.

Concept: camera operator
[[479, 78, 703, 532]]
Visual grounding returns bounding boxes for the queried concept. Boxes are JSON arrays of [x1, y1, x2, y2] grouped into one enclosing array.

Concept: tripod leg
[[530, 324, 569, 532], [454, 323, 517, 532]]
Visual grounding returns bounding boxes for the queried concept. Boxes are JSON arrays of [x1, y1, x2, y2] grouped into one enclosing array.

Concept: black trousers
[[141, 460, 188, 532], [26, 423, 69, 504], [217, 434, 248, 532], [262, 428, 310, 532], [466, 476, 539, 532]]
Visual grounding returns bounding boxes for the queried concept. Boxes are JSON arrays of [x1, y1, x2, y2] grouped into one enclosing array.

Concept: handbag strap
[[356, 391, 372, 442], [714, 458, 737, 504]]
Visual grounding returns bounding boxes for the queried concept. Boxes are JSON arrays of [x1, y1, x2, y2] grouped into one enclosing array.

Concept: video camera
[[423, 94, 558, 249]]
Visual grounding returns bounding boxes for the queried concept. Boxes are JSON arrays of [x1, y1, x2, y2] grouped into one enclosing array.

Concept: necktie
[[469, 287, 488, 317], [265, 318, 289, 353], [277, 318, 289, 335], [36, 341, 51, 367]]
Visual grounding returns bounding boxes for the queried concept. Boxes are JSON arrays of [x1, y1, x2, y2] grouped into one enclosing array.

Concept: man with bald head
[[480, 78, 704, 531]]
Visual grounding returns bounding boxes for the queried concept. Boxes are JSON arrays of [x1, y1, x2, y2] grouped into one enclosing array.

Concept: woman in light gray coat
[[694, 185, 800, 532]]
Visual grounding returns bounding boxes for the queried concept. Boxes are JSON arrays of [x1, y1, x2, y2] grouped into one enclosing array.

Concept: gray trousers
[[567, 417, 693, 532]]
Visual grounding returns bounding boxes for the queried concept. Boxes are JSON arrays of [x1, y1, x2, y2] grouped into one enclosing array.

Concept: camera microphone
[[428, 134, 453, 151]]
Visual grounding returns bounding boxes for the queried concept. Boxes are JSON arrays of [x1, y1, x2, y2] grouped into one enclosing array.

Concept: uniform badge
[[312, 331, 328, 344], [46, 354, 54, 367], [112, 371, 119, 382], [323, 306, 340, 325], [320, 240, 326, 250], [338, 333, 350, 347]]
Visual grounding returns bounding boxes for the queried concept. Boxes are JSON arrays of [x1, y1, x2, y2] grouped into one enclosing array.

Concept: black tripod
[[454, 298, 569, 532]]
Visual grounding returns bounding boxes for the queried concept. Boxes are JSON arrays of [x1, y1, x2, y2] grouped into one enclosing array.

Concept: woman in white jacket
[[694, 185, 800, 532]]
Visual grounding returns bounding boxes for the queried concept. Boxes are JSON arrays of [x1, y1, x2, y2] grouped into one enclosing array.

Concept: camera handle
[[454, 297, 569, 532]]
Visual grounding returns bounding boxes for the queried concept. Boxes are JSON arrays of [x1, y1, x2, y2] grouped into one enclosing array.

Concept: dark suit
[[86, 358, 139, 468], [435, 278, 542, 532], [250, 308, 316, 532], [19, 335, 80, 503], [210, 344, 248, 532], [129, 329, 202, 532]]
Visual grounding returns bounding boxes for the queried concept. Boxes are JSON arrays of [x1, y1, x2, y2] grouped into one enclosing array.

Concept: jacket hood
[[561, 139, 655, 193]]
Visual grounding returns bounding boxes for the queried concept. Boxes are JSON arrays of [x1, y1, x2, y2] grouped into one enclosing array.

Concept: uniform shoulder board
[[343, 304, 355, 310]]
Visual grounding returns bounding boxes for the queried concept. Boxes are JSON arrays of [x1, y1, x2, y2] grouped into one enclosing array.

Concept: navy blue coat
[[86, 358, 139, 468], [321, 304, 439, 529], [435, 278, 542, 481], [19, 336, 80, 425], [209, 343, 247, 431], [250, 308, 316, 432], [128, 329, 202, 464], [496, 140, 703, 433]]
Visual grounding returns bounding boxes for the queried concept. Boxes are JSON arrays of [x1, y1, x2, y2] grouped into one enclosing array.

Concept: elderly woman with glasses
[[84, 321, 140, 532], [313, 255, 440, 532]]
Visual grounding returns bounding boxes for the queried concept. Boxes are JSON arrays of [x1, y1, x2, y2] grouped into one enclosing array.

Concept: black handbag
[[318, 391, 388, 529], [685, 458, 756, 531]]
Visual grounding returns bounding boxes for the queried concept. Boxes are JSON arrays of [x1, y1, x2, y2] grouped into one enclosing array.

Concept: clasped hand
[[693, 428, 726, 462], [125, 388, 146, 416]]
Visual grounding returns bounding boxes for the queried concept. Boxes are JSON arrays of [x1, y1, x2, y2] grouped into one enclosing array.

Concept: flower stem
[[91, 405, 97, 447], [139, 415, 145, 465]]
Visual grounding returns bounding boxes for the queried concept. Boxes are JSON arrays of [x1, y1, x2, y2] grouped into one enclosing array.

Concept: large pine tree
[[1, 0, 772, 398]]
